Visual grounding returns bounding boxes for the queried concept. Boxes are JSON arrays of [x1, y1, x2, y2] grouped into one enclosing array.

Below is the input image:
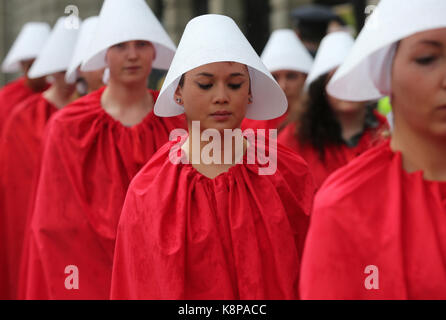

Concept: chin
[[121, 76, 146, 85], [430, 123, 446, 138]]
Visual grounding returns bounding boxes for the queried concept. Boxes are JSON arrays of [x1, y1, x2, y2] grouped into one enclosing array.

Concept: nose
[[127, 43, 138, 60], [212, 83, 229, 105], [278, 78, 287, 92]]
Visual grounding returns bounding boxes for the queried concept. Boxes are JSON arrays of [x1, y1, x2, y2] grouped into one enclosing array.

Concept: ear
[[248, 93, 253, 105], [174, 84, 184, 105]]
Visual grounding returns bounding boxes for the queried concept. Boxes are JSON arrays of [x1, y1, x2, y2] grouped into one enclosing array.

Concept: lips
[[124, 66, 141, 71], [211, 110, 232, 116], [210, 110, 232, 121]]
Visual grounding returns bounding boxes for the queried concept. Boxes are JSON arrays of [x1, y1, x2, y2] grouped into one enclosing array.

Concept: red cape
[[0, 94, 57, 299], [241, 112, 288, 132], [110, 135, 315, 299], [0, 78, 47, 136], [278, 112, 388, 189], [300, 141, 446, 299], [19, 87, 187, 299]]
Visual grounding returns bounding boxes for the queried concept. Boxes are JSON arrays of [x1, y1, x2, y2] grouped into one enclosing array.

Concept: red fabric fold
[[241, 112, 288, 132], [0, 94, 57, 299], [300, 141, 446, 299], [0, 78, 47, 136], [110, 135, 315, 299], [19, 87, 186, 299], [278, 112, 388, 189]]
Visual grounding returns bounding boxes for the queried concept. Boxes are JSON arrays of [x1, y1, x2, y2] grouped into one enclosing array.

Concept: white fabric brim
[[1, 22, 51, 73], [28, 17, 80, 79], [66, 17, 99, 84], [327, 0, 446, 101], [154, 14, 287, 121]]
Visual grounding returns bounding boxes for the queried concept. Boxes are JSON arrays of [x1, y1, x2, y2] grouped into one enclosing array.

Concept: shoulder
[[315, 142, 393, 212], [128, 139, 179, 191], [0, 77, 25, 94], [49, 88, 104, 129]]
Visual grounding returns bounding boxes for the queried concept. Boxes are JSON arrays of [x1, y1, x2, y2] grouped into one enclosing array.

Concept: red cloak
[[0, 94, 57, 299], [241, 112, 288, 132], [278, 111, 388, 189], [300, 141, 446, 299], [19, 87, 187, 299], [110, 135, 315, 299], [0, 78, 47, 135]]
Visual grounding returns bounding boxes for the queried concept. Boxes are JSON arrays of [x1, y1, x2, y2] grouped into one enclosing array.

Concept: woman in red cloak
[[299, 0, 446, 299], [0, 21, 50, 135], [242, 29, 313, 133], [19, 0, 184, 300], [278, 32, 388, 189], [110, 14, 315, 300], [0, 17, 79, 300]]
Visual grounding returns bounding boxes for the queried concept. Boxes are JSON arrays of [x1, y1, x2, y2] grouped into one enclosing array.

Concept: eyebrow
[[417, 40, 443, 48], [194, 72, 247, 78]]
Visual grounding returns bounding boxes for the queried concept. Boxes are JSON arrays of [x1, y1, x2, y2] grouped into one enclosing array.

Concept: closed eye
[[197, 83, 213, 90], [228, 83, 243, 90], [415, 56, 437, 65]]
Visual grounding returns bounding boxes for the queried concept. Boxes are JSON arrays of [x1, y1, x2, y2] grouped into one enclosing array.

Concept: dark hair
[[178, 74, 185, 88], [177, 64, 252, 92], [297, 73, 344, 161]]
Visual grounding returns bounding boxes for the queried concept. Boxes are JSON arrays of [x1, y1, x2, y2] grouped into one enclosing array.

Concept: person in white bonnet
[[20, 0, 184, 300], [0, 22, 50, 135], [278, 31, 389, 189], [65, 16, 104, 97], [242, 29, 314, 132], [110, 14, 315, 300], [0, 16, 79, 300], [300, 0, 446, 299]]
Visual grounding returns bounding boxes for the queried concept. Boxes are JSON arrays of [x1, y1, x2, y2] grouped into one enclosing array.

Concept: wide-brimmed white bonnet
[[66, 16, 99, 84], [305, 31, 355, 87], [1, 22, 51, 73], [327, 0, 446, 101], [261, 29, 313, 74], [28, 17, 80, 79], [81, 0, 176, 72], [154, 14, 287, 121]]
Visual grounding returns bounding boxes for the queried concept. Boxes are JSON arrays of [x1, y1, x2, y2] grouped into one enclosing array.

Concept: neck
[[105, 79, 149, 106], [101, 79, 153, 127], [288, 97, 302, 116], [42, 83, 74, 109], [336, 108, 366, 141], [391, 118, 446, 181], [25, 77, 47, 92]]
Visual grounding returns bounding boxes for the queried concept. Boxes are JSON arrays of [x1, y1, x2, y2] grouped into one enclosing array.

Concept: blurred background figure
[[291, 4, 340, 56], [278, 31, 389, 189], [0, 22, 50, 136], [65, 16, 104, 97], [242, 28, 313, 132], [0, 16, 79, 300]]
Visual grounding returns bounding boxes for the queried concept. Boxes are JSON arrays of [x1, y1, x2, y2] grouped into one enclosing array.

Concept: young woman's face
[[175, 61, 252, 132], [50, 71, 76, 96], [106, 40, 155, 85], [272, 70, 307, 103], [391, 28, 446, 137]]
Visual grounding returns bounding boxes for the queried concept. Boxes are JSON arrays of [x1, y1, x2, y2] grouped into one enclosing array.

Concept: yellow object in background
[[377, 96, 392, 116]]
